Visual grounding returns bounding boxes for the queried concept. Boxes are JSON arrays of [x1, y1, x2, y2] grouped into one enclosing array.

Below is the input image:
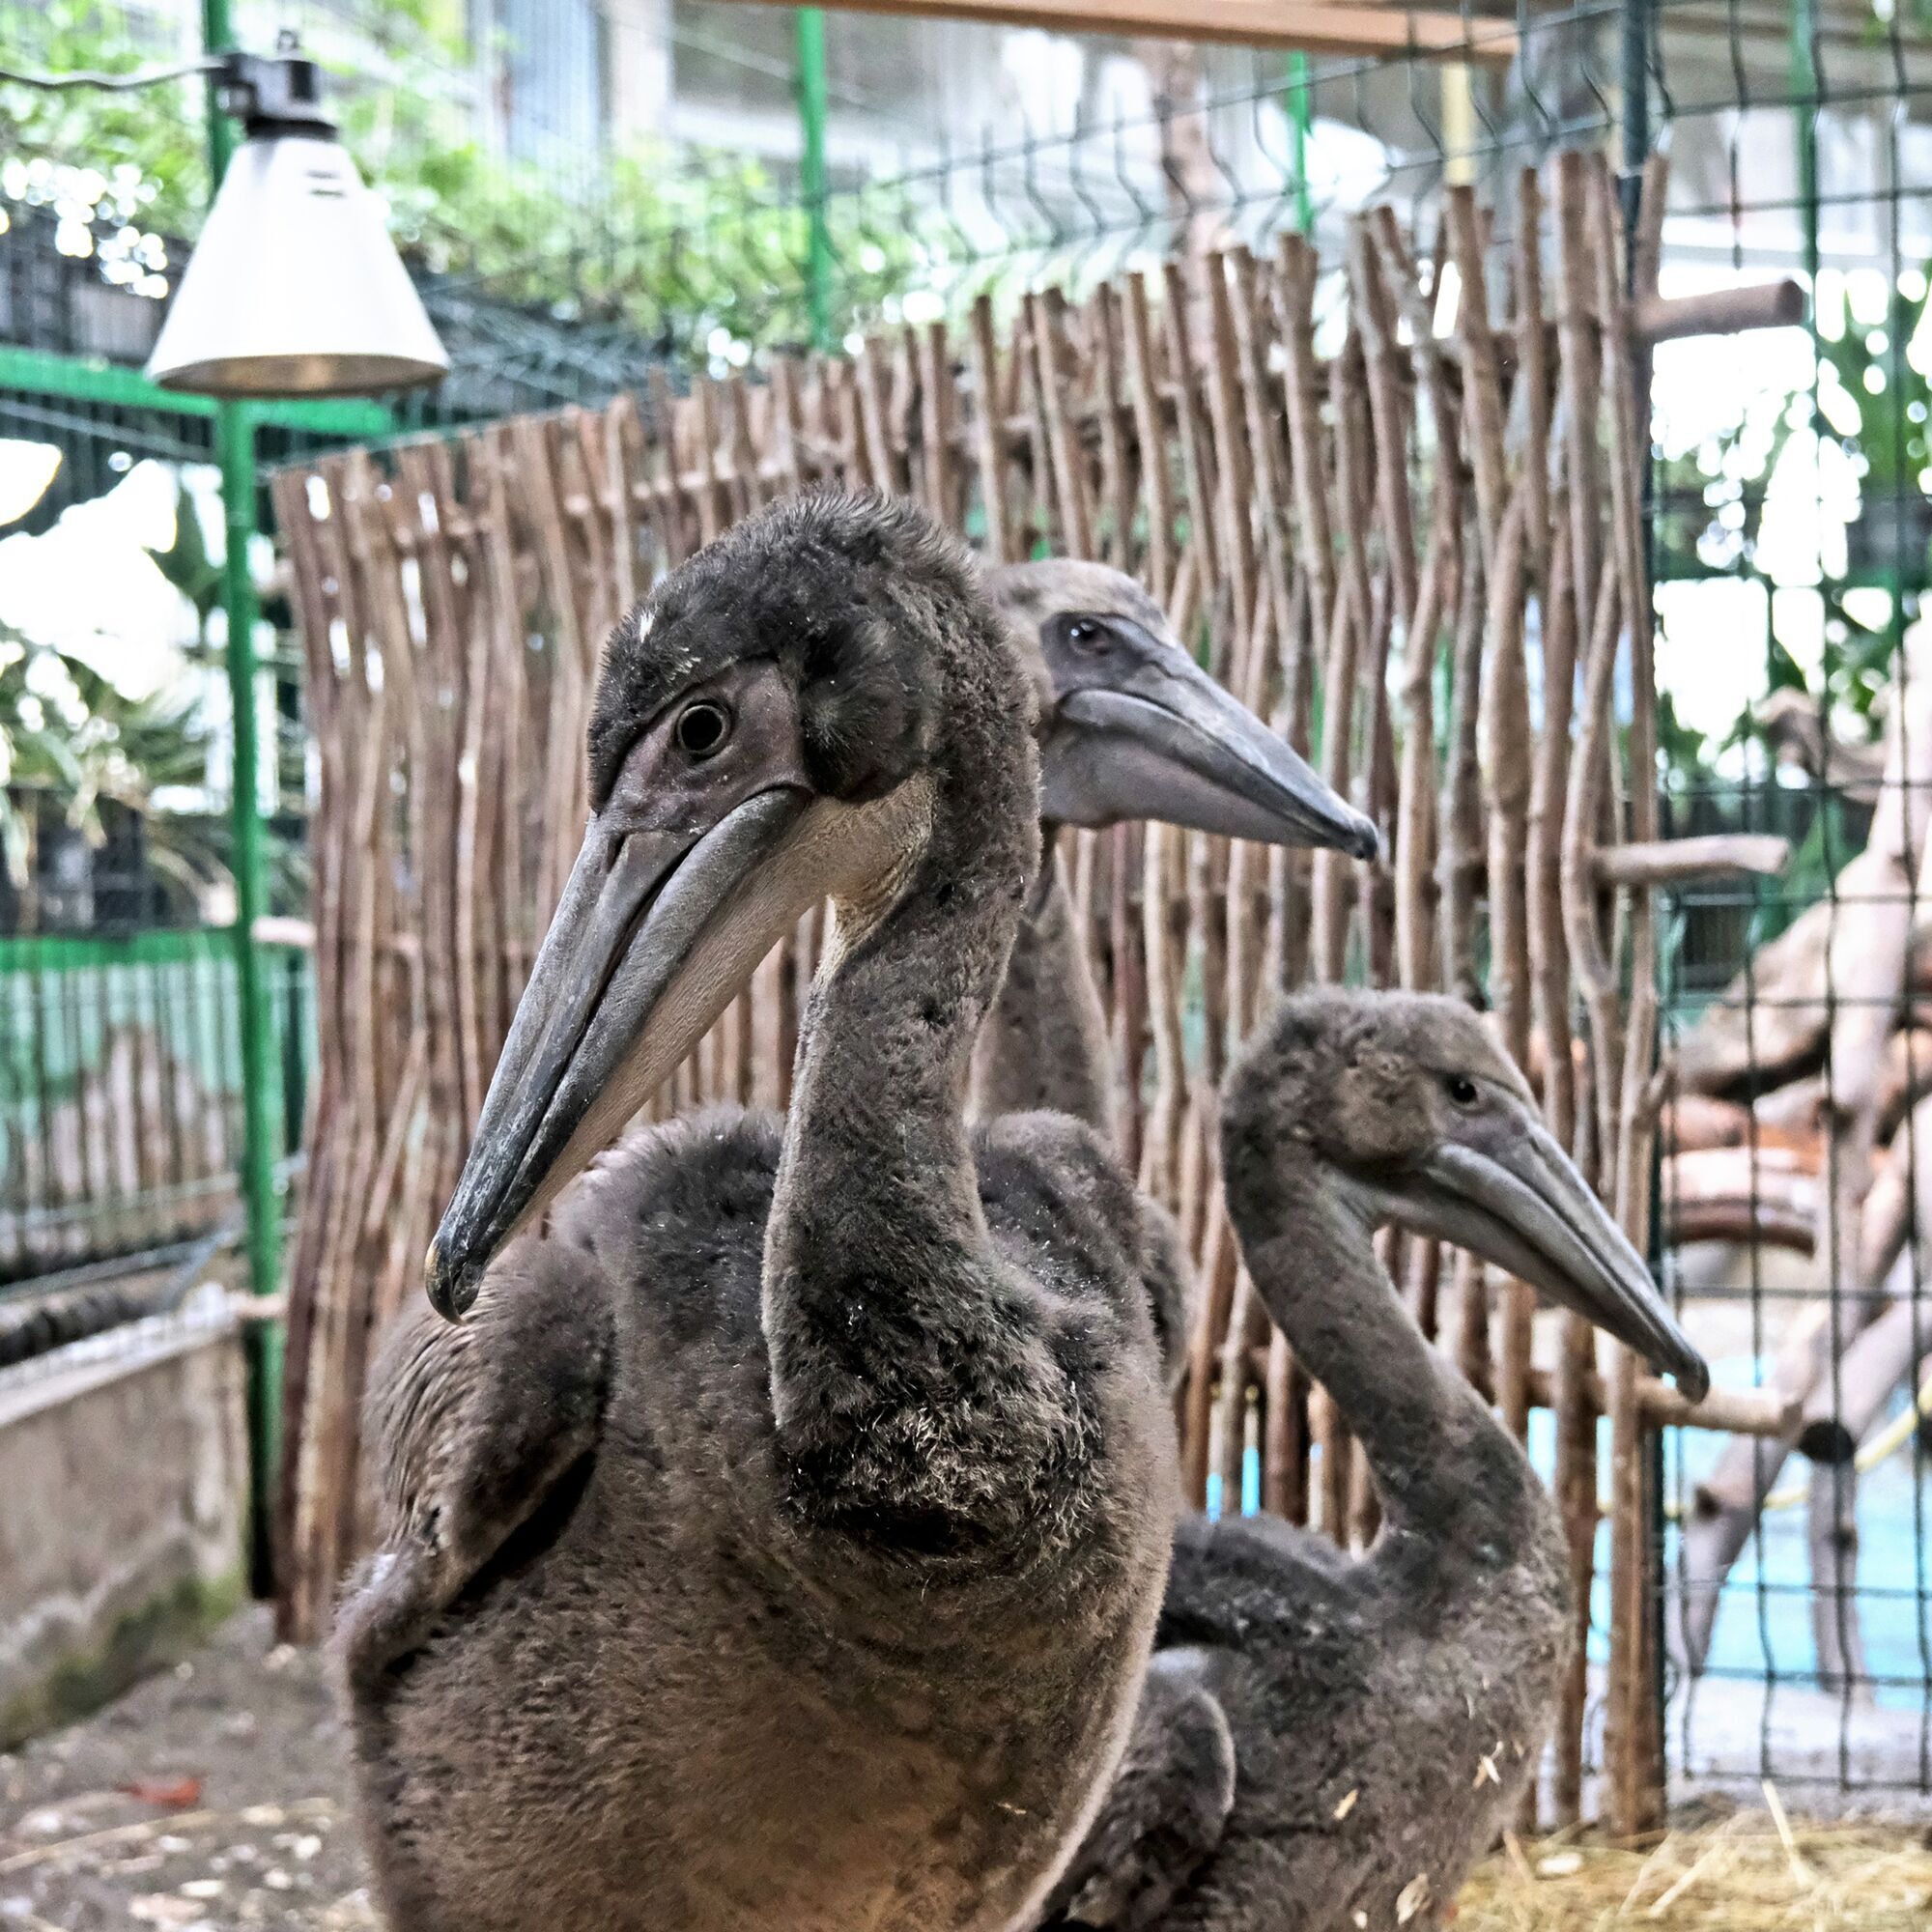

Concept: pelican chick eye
[[1065, 617, 1108, 652], [674, 699, 732, 758], [1443, 1074, 1481, 1109]]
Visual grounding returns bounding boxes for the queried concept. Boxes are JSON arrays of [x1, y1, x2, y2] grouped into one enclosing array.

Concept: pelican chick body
[[1039, 990, 1709, 1932], [342, 495, 1177, 1932]]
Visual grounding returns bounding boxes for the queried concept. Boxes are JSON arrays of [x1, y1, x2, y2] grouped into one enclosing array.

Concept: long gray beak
[[426, 787, 809, 1321], [1043, 653, 1379, 859], [1379, 1123, 1709, 1401]]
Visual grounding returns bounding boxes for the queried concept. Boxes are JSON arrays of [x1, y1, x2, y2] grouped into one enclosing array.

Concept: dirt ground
[[0, 1611, 373, 1932], [6, 1611, 1931, 1930]]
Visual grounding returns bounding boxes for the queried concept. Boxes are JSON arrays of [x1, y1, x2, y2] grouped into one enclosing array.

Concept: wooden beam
[[712, 0, 1516, 60], [1594, 833, 1793, 887], [1523, 1367, 1801, 1439]]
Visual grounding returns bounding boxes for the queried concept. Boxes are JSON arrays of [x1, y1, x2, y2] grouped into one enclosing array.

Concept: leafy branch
[[0, 1, 945, 362]]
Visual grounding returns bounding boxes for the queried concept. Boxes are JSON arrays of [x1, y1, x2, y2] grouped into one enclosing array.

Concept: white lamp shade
[[146, 131, 449, 399]]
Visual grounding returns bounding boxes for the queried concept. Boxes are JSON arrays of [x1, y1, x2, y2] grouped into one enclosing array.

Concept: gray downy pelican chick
[[340, 493, 1179, 1932], [975, 556, 1376, 1386], [975, 559, 1378, 1143], [1038, 988, 1708, 1932], [336, 554, 1372, 1699]]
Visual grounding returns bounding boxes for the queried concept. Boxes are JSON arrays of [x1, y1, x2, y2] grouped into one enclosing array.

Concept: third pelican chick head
[[1224, 987, 1708, 1403]]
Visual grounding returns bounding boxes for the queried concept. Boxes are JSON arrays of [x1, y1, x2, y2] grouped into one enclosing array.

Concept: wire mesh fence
[[11, 2, 1920, 399], [4, 2, 1929, 358], [1657, 776, 1932, 1800], [4, 0, 1932, 1808], [1632, 0, 1932, 1804]]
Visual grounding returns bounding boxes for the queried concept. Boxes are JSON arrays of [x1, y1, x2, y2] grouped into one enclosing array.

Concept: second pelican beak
[[1377, 1121, 1710, 1402], [1040, 627, 1379, 860]]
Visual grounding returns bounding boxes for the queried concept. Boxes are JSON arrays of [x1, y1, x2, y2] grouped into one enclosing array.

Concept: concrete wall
[[0, 1297, 249, 1747]]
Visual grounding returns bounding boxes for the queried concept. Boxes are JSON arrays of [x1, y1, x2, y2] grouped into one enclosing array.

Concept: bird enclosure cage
[[262, 104, 1845, 1828], [10, 0, 1932, 1823]]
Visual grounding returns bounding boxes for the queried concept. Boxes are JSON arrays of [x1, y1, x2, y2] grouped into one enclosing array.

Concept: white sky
[[0, 449, 215, 696]]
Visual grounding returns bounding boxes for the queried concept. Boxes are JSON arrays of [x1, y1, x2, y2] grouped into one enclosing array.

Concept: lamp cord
[[0, 56, 224, 95]]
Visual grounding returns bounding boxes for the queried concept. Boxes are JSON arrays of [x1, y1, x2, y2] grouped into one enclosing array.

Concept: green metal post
[[1285, 53, 1313, 237], [1790, 0, 1828, 729], [203, 0, 283, 1591], [1791, 0, 1821, 292], [203, 0, 237, 181], [796, 8, 834, 353]]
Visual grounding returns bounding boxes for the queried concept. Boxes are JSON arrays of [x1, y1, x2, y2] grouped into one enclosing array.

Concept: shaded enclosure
[[270, 149, 1804, 1830], [6, 0, 1932, 1833]]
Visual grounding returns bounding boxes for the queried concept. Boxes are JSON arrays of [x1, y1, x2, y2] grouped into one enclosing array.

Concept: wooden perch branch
[[1797, 1295, 1932, 1463], [1595, 836, 1792, 887], [1523, 1366, 1797, 1436], [1633, 277, 1806, 344]]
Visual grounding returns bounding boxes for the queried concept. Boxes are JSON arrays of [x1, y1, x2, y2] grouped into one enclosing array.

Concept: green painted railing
[[0, 344, 393, 440], [0, 928, 311, 1288]]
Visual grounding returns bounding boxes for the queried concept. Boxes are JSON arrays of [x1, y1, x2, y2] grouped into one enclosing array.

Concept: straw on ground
[[1457, 1809, 1932, 1930]]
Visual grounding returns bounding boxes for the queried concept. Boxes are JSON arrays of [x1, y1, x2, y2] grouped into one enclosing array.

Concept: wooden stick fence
[[271, 148, 1798, 1830]]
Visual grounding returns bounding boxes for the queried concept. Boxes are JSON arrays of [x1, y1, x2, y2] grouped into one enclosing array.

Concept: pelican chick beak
[[1042, 628, 1379, 860], [427, 789, 809, 1321], [1384, 1122, 1709, 1403]]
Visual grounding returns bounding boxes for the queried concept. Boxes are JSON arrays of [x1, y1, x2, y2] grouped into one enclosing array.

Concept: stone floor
[[0, 1611, 371, 1932], [6, 1606, 1928, 1930]]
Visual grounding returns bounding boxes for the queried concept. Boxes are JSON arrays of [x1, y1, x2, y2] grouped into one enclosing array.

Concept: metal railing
[[0, 929, 307, 1289]]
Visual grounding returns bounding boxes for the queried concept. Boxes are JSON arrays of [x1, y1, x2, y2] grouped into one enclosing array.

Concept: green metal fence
[[8, 0, 1932, 1798], [0, 927, 307, 1290]]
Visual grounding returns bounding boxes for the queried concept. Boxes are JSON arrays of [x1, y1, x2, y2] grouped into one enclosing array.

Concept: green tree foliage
[[1812, 270, 1932, 548], [0, 617, 222, 912], [0, 480, 312, 924], [0, 1, 202, 294], [0, 1, 939, 361], [1655, 265, 1932, 781]]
